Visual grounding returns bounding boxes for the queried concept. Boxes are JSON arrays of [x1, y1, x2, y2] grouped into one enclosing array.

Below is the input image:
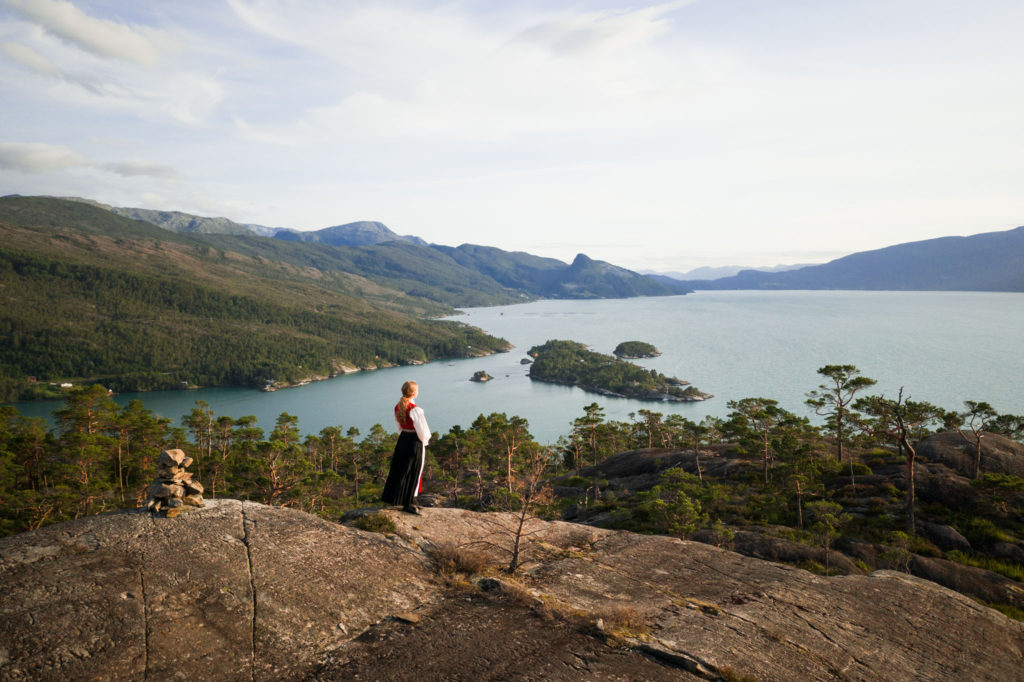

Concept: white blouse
[[408, 406, 431, 446]]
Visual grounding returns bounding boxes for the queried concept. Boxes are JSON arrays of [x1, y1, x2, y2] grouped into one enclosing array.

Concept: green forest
[[0, 197, 514, 401], [0, 196, 693, 402], [613, 340, 661, 358], [2, 365, 1022, 619], [528, 339, 707, 401]]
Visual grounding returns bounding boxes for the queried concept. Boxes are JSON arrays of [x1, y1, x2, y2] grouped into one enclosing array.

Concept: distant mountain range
[[647, 264, 809, 281], [683, 226, 1024, 292], [62, 198, 428, 246]]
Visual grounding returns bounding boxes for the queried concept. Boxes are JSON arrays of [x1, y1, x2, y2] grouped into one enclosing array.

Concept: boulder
[[918, 520, 972, 553], [158, 449, 186, 466], [917, 431, 1024, 478], [992, 542, 1024, 563]]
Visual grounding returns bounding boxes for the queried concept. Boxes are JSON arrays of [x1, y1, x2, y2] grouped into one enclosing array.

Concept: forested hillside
[[0, 197, 510, 400]]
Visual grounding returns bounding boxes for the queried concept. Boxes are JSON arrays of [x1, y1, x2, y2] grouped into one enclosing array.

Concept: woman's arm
[[410, 406, 431, 446]]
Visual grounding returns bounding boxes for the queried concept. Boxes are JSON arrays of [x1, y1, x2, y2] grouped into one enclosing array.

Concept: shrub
[[351, 513, 397, 535], [426, 541, 492, 577]]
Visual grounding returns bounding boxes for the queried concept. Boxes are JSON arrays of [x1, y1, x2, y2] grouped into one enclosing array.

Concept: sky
[[2, 0, 1023, 271]]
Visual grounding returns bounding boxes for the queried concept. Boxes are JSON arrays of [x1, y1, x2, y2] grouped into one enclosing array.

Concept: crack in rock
[[240, 504, 257, 682]]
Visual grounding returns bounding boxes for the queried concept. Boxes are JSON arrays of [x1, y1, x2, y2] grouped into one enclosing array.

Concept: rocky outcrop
[[917, 430, 1024, 478], [1, 503, 1022, 681]]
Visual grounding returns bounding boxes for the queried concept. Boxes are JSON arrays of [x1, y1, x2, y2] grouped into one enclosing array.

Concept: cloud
[[3, 0, 171, 66], [0, 141, 179, 178], [1, 40, 58, 75], [515, 1, 692, 55], [100, 161, 179, 179], [227, 1, 709, 145], [0, 142, 83, 172]]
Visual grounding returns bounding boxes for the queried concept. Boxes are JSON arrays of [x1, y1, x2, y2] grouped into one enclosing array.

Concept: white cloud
[[1, 39, 56, 75], [515, 1, 691, 55], [228, 0, 711, 144], [100, 161, 179, 179], [0, 141, 180, 179], [3, 0, 173, 66], [0, 141, 83, 172]]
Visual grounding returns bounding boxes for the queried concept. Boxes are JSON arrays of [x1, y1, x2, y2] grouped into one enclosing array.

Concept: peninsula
[[527, 339, 711, 402]]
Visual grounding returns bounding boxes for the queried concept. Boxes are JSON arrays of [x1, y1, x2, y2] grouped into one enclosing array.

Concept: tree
[[727, 398, 793, 485], [944, 400, 998, 479], [505, 448, 555, 573], [855, 389, 941, 532], [254, 413, 312, 505], [806, 365, 876, 476], [182, 400, 215, 483], [632, 409, 664, 449], [988, 414, 1024, 441], [805, 500, 848, 575]]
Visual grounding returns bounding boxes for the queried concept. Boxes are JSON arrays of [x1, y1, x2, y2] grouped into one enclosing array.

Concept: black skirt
[[381, 431, 424, 506]]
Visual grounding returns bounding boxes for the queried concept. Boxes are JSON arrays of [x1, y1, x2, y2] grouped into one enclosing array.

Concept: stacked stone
[[147, 449, 205, 518]]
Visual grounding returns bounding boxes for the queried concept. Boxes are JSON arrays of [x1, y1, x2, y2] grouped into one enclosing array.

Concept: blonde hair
[[396, 380, 418, 422]]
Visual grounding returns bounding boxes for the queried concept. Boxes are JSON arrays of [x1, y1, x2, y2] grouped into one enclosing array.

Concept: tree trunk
[[796, 479, 804, 530], [974, 435, 983, 480]]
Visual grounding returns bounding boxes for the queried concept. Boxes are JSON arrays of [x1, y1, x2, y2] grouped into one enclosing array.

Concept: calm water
[[11, 291, 1024, 444]]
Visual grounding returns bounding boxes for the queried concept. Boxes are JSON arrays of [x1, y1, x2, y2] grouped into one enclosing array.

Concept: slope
[[690, 225, 1024, 291], [1, 501, 1020, 680], [0, 197, 510, 399]]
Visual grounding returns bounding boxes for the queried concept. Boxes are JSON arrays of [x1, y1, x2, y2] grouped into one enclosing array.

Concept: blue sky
[[2, 0, 1023, 270]]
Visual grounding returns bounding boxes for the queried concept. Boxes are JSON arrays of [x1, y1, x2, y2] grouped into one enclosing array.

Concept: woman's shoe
[[402, 505, 420, 515]]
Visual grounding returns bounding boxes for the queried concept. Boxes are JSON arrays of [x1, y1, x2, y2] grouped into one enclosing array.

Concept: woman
[[381, 380, 430, 514]]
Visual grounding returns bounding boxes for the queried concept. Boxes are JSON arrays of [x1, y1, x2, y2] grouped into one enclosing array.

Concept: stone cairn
[[147, 449, 205, 517]]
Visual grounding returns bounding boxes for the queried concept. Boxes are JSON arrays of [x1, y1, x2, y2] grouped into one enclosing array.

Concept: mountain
[[0, 196, 688, 398], [650, 263, 810, 281], [688, 226, 1024, 291], [0, 196, 511, 399], [57, 197, 283, 237], [274, 220, 427, 246], [76, 198, 683, 299], [431, 245, 688, 299], [2, 501, 1020, 680]]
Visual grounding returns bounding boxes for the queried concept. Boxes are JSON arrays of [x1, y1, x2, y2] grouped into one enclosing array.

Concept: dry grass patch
[[426, 541, 493, 578], [593, 603, 655, 637]]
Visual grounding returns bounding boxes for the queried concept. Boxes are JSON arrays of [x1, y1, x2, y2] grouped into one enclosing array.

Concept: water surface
[[13, 291, 1023, 444]]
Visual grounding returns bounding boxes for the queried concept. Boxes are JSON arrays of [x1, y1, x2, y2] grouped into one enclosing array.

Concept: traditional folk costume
[[381, 400, 430, 509]]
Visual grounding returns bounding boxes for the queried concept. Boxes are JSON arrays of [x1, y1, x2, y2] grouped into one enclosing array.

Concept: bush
[[426, 541, 492, 577], [351, 513, 397, 535]]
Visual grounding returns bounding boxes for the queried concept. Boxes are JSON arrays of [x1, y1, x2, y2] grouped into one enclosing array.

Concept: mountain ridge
[[687, 226, 1024, 291]]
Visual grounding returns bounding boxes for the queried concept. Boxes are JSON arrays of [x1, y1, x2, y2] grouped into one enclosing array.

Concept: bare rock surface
[[917, 430, 1024, 478], [388, 508, 1024, 682], [0, 500, 434, 681], [0, 502, 1022, 681]]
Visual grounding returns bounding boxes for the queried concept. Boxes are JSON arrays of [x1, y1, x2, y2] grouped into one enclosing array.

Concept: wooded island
[[527, 339, 711, 402]]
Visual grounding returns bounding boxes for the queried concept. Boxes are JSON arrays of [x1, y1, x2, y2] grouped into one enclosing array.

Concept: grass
[[426, 541, 492, 577], [945, 550, 1024, 582]]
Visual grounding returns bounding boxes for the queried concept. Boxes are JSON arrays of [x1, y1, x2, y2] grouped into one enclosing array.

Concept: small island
[[613, 341, 661, 359], [527, 339, 711, 402], [469, 370, 493, 382]]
